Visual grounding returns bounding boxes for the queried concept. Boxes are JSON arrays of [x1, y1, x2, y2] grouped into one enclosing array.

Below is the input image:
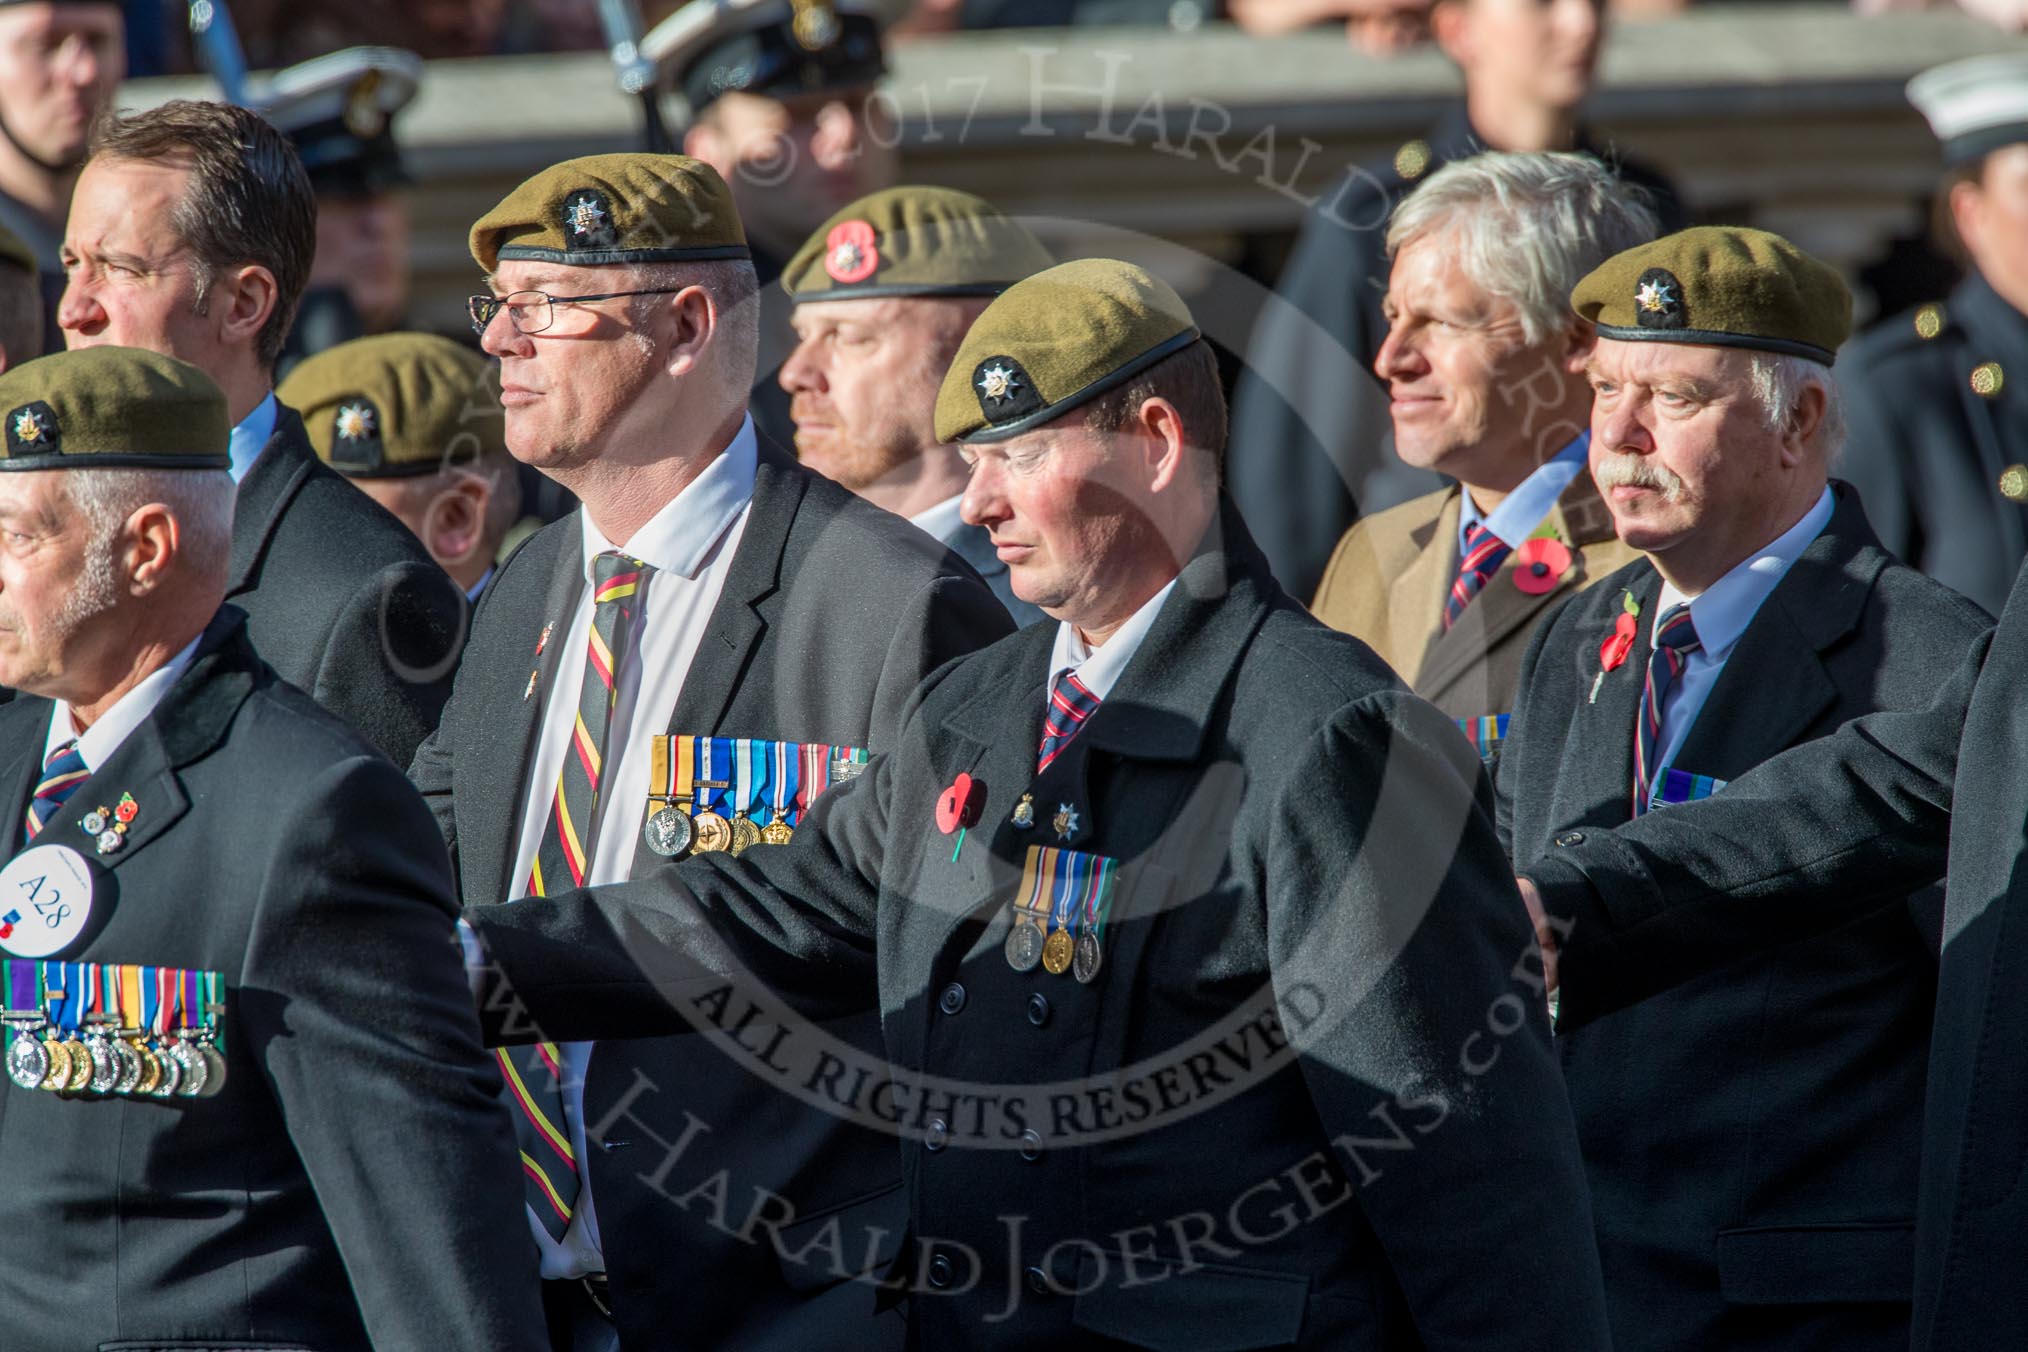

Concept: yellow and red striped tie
[[503, 550, 652, 1242]]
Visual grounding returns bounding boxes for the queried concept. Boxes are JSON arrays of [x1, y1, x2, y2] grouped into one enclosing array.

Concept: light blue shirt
[[1647, 486, 1837, 789], [1456, 433, 1591, 560], [228, 391, 279, 483]]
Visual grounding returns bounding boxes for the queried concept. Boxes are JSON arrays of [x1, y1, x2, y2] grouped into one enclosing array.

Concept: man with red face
[[0, 0, 121, 349], [1838, 55, 2028, 617], [1308, 150, 1652, 741], [1496, 226, 1990, 1352], [778, 184, 1052, 623]]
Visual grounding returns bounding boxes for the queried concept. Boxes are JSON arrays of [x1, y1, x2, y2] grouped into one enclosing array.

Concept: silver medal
[[7, 1032, 48, 1090], [643, 805, 693, 858]]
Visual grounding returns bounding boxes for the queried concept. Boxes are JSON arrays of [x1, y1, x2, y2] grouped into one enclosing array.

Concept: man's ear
[[217, 264, 280, 350]]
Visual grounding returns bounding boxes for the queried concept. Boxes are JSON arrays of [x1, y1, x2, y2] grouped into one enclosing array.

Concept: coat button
[[925, 1119, 949, 1152], [1019, 1129, 1044, 1162], [938, 982, 967, 1016], [1027, 992, 1051, 1027], [928, 1253, 955, 1289], [1025, 1264, 1050, 1295], [1553, 831, 1584, 847]]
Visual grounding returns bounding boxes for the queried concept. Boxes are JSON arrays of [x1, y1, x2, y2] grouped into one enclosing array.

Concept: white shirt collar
[[1046, 577, 1179, 703], [1458, 432, 1590, 556], [43, 633, 204, 774], [1654, 486, 1836, 660], [229, 391, 280, 484], [578, 417, 758, 582], [908, 494, 966, 545]]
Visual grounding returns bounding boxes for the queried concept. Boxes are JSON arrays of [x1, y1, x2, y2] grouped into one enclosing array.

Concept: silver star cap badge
[[570, 198, 606, 237], [335, 403, 376, 441], [977, 364, 1020, 405]]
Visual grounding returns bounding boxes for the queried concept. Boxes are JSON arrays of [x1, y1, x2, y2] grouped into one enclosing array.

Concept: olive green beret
[[0, 347, 228, 471], [934, 259, 1200, 445], [0, 218, 34, 279], [279, 332, 506, 480], [469, 153, 749, 273], [1571, 226, 1851, 365], [782, 186, 1053, 303]]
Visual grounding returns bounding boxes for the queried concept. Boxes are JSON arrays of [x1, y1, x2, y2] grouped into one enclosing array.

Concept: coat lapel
[[1565, 566, 1661, 818], [225, 405, 316, 598], [1416, 472, 1619, 706], [1667, 489, 1868, 779], [1389, 491, 1459, 685], [475, 526, 588, 903]]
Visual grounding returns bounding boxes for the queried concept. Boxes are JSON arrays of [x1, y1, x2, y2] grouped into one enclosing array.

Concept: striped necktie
[[502, 550, 652, 1243], [1633, 603, 1702, 816], [1039, 669, 1100, 772], [1445, 522, 1512, 629], [22, 740, 88, 846]]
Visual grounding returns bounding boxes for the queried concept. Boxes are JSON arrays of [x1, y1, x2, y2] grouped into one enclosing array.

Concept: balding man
[[467, 259, 1614, 1350], [0, 345, 543, 1352]]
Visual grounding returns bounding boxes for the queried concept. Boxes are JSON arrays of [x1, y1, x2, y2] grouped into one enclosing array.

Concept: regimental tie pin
[[80, 792, 138, 855], [525, 621, 555, 701]]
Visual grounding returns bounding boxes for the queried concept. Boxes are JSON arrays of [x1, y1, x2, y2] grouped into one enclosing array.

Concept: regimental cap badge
[[5, 402, 57, 456], [972, 355, 1045, 427], [562, 188, 618, 252], [824, 218, 879, 285], [326, 394, 387, 474], [790, 0, 843, 51], [1634, 268, 1686, 330], [977, 362, 1020, 405], [343, 69, 387, 139]]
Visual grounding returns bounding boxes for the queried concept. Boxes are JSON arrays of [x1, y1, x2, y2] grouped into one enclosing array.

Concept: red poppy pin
[[824, 220, 880, 285], [1513, 537, 1573, 595], [937, 772, 984, 861], [1591, 591, 1641, 703]]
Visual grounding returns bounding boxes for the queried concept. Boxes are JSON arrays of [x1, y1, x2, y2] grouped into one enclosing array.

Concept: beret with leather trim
[[1571, 225, 1851, 365], [470, 153, 749, 272], [934, 258, 1200, 445], [279, 332, 506, 480], [782, 185, 1053, 303], [0, 347, 228, 471]]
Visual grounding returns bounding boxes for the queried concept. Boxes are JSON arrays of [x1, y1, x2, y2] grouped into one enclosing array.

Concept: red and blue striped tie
[[22, 740, 88, 846], [1444, 523, 1512, 629], [1633, 603, 1702, 816], [1038, 670, 1100, 771], [502, 550, 652, 1243]]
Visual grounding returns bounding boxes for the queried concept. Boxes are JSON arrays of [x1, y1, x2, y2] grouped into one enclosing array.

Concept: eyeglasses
[[467, 287, 687, 336]]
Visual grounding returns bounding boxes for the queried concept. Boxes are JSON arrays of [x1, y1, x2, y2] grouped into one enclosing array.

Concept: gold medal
[[63, 1039, 98, 1093], [759, 809, 794, 846], [38, 1037, 69, 1091], [1041, 927, 1075, 976], [728, 815, 762, 856], [690, 811, 733, 854], [131, 1042, 161, 1096]]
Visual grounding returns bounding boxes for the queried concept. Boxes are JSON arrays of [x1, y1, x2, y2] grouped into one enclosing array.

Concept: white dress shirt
[[909, 494, 966, 546], [228, 391, 280, 484], [1456, 433, 1591, 559], [1045, 578, 1179, 710], [506, 419, 758, 1279], [1646, 486, 1836, 786], [41, 635, 203, 773]]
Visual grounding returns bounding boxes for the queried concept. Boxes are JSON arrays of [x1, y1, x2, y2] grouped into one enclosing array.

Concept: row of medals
[[6, 1024, 224, 1099], [642, 761, 868, 859], [645, 801, 794, 859], [1006, 909, 1103, 984]]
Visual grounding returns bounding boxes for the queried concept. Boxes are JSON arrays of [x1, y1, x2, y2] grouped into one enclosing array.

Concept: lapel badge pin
[[1011, 793, 1035, 830], [1053, 803, 1080, 841], [1513, 536, 1573, 596], [937, 772, 984, 861], [82, 792, 137, 855]]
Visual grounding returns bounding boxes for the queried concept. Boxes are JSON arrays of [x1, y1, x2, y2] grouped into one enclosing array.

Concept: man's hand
[[1518, 876, 1559, 994]]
